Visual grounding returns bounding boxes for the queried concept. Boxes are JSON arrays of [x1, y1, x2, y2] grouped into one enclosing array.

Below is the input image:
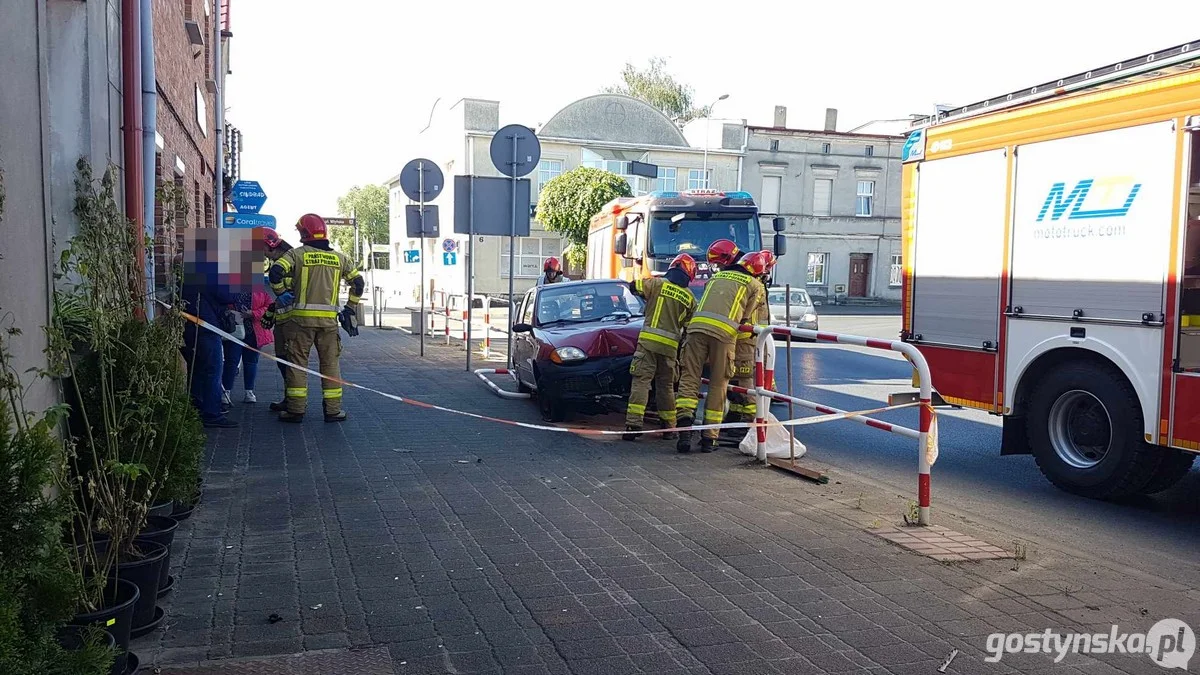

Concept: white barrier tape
[[166, 301, 919, 437]]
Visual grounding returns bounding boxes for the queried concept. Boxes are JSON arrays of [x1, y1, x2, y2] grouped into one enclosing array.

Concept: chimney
[[824, 108, 838, 132], [773, 105, 787, 128]]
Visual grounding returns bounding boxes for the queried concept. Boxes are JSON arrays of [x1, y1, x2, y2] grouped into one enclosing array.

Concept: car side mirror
[[773, 233, 787, 257], [614, 233, 628, 256], [773, 216, 786, 232], [512, 322, 532, 333]]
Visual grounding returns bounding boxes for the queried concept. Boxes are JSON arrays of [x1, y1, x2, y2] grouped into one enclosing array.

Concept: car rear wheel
[[1026, 362, 1159, 499]]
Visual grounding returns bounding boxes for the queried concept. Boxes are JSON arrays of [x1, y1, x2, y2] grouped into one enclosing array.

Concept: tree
[[604, 57, 709, 126], [331, 184, 389, 268], [536, 167, 632, 269]]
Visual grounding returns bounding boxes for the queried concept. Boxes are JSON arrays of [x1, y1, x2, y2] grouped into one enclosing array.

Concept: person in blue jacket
[[180, 233, 242, 428]]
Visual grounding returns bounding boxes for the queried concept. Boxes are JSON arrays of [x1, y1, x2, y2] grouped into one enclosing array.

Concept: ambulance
[[898, 40, 1200, 498]]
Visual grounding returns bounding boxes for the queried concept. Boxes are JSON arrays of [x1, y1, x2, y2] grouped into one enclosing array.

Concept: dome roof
[[538, 94, 689, 147]]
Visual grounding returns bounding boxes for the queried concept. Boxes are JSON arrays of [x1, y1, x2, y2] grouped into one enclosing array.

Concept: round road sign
[[399, 158, 445, 203], [489, 124, 541, 178]]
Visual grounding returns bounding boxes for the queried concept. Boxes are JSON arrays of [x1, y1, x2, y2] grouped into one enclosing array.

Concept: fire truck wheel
[[1027, 362, 1158, 499], [1138, 449, 1195, 495]]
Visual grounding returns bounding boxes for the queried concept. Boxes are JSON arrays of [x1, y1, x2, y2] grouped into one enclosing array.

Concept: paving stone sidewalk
[[143, 330, 1199, 675]]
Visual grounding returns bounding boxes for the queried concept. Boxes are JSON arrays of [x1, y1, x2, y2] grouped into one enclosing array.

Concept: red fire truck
[[898, 40, 1200, 499]]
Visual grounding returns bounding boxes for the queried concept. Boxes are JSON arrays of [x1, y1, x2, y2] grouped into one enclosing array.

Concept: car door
[[513, 289, 538, 387]]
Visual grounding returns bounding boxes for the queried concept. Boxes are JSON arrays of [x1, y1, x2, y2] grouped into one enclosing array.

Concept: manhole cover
[[156, 647, 394, 675]]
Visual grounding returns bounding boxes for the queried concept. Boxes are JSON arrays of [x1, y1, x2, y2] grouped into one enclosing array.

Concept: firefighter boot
[[270, 400, 286, 412], [278, 411, 304, 423], [623, 425, 641, 442], [325, 411, 347, 423], [675, 416, 694, 453], [699, 437, 720, 453], [659, 421, 678, 441]]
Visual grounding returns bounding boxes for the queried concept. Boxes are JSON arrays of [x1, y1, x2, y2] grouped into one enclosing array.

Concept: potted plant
[[48, 162, 194, 656], [0, 317, 113, 673]]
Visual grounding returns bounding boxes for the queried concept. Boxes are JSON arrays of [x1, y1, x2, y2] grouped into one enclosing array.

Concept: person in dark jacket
[[181, 234, 242, 428]]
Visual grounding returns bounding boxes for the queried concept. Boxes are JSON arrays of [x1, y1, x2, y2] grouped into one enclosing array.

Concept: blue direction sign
[[443, 252, 457, 266], [223, 212, 276, 228], [230, 180, 267, 213], [403, 250, 420, 264]]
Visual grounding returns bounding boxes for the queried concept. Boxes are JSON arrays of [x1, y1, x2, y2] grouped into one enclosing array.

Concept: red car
[[510, 279, 645, 422]]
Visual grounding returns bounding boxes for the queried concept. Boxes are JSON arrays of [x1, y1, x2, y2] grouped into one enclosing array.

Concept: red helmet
[[738, 251, 771, 277], [758, 250, 777, 273], [261, 227, 283, 250], [707, 239, 741, 267], [296, 214, 327, 242], [669, 253, 698, 282], [543, 256, 562, 273]]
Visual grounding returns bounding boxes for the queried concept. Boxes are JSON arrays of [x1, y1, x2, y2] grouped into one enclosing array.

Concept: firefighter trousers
[[675, 332, 736, 440], [282, 323, 344, 415], [626, 345, 677, 429], [727, 340, 757, 419], [273, 322, 293, 395]]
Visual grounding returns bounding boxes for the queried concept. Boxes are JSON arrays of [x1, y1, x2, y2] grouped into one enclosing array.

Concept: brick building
[[150, 0, 230, 288]]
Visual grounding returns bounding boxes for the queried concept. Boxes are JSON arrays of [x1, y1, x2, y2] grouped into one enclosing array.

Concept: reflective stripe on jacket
[[270, 246, 362, 326], [688, 270, 766, 344], [633, 276, 696, 356], [736, 278, 770, 342]]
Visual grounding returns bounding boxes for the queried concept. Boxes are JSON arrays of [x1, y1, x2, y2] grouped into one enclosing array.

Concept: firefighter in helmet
[[674, 243, 768, 453], [537, 256, 568, 286], [723, 249, 777, 436], [268, 214, 364, 422], [623, 254, 698, 441]]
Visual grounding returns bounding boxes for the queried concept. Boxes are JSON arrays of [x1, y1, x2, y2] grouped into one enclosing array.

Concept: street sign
[[629, 160, 658, 179], [230, 180, 267, 213], [223, 212, 276, 228], [399, 159, 444, 203], [403, 250, 420, 264], [441, 238, 456, 253], [443, 252, 457, 266], [489, 124, 541, 178], [324, 217, 356, 226], [405, 205, 439, 238]]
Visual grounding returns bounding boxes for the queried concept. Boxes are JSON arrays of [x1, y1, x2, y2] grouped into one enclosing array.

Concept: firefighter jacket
[[735, 278, 771, 346], [269, 244, 363, 328], [631, 276, 696, 357], [688, 269, 766, 344]]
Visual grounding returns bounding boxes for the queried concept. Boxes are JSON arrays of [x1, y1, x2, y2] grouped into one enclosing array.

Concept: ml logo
[[1036, 177, 1142, 222]]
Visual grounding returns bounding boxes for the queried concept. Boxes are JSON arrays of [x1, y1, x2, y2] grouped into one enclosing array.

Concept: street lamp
[[702, 94, 729, 189]]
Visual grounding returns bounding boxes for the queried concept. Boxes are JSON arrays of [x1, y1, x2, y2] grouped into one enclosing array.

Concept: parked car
[[767, 286, 818, 340], [510, 280, 645, 422]]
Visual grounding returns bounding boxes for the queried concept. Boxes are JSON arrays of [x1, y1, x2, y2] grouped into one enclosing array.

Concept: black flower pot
[[134, 515, 179, 599], [147, 500, 174, 519], [56, 623, 117, 670], [170, 489, 201, 520], [117, 540, 168, 639], [70, 577, 139, 675]]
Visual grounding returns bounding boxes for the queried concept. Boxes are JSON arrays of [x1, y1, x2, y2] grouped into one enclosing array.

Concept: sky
[[223, 0, 1196, 243]]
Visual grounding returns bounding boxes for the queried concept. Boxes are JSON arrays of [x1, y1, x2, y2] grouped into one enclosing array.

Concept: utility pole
[[702, 94, 729, 189], [212, 0, 224, 228]]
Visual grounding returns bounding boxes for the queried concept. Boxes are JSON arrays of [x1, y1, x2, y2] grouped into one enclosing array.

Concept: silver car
[[767, 287, 818, 338]]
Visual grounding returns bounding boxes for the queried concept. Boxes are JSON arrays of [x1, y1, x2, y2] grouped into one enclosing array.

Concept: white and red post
[[750, 325, 936, 526]]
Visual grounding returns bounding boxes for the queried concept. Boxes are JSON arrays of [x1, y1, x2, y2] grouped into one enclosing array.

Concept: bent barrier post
[[746, 325, 938, 526], [474, 368, 531, 400]]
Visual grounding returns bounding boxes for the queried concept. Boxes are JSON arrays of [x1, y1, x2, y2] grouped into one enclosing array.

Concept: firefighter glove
[[338, 304, 359, 337], [276, 291, 295, 308]]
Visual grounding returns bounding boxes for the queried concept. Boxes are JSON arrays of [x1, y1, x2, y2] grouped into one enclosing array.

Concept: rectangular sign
[[323, 217, 356, 226], [403, 250, 420, 263], [443, 252, 457, 266], [223, 212, 276, 228], [629, 160, 658, 179], [453, 175, 531, 237], [405, 205, 440, 238]]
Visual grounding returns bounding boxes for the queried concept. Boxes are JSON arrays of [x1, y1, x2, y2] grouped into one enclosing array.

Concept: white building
[[382, 95, 740, 304]]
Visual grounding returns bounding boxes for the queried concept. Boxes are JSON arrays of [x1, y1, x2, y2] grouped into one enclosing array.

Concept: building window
[[865, 145, 874, 157], [501, 237, 563, 278], [769, 139, 779, 152], [687, 168, 710, 190], [856, 180, 875, 217], [813, 178, 833, 216], [806, 253, 828, 285], [822, 142, 831, 154], [536, 159, 562, 194], [195, 84, 208, 137], [761, 175, 782, 214], [889, 254, 903, 286], [655, 167, 676, 192]]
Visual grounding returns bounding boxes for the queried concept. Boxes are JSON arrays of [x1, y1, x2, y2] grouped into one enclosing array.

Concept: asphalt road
[[775, 313, 1200, 587]]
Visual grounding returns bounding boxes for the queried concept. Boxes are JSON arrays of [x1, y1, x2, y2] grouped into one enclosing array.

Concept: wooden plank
[[767, 457, 828, 484]]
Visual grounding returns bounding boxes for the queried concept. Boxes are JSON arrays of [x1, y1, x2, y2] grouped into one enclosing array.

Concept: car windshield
[[536, 283, 644, 326], [768, 290, 812, 307], [646, 215, 762, 258]]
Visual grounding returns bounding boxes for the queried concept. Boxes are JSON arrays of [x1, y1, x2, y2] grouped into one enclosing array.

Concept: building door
[[848, 254, 871, 298]]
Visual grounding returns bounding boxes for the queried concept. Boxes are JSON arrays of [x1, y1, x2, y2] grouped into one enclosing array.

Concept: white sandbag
[[738, 411, 807, 459]]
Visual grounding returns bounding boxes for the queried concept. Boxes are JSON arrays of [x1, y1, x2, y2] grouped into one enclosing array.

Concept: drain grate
[[156, 647, 395, 675]]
